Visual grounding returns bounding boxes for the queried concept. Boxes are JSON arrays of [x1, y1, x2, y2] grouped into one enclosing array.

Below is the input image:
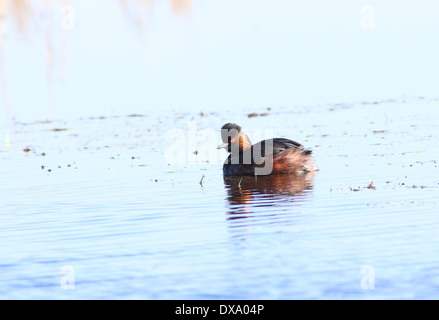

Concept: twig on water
[[366, 181, 376, 190]]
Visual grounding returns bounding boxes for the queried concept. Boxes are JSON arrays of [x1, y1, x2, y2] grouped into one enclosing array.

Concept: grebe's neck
[[239, 133, 252, 151]]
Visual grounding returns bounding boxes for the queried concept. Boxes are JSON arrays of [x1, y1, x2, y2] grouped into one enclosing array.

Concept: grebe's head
[[217, 123, 251, 152]]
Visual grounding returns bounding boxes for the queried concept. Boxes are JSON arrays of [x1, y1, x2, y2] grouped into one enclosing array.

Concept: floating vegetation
[[5, 130, 10, 151], [349, 181, 376, 192], [366, 181, 376, 190], [127, 114, 146, 118], [248, 112, 269, 118]]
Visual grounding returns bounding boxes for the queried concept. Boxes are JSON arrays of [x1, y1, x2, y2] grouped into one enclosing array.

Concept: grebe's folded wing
[[251, 138, 303, 157]]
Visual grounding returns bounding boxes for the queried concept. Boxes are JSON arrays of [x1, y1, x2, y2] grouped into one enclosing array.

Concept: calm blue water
[[1, 0, 439, 299], [1, 99, 439, 299]]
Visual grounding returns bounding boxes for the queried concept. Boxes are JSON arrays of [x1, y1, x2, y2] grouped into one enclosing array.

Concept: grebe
[[217, 123, 317, 176]]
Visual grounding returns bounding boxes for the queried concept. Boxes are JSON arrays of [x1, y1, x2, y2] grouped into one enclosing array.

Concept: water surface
[[1, 98, 439, 299]]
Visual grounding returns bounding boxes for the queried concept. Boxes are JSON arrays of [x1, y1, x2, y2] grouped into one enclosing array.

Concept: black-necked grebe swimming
[[217, 123, 318, 176]]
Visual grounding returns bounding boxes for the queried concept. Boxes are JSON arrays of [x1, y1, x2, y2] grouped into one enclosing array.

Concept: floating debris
[[366, 181, 376, 190], [51, 128, 68, 132], [199, 174, 205, 186], [5, 130, 10, 152], [350, 181, 376, 192], [127, 114, 145, 117], [248, 112, 269, 118], [23, 147, 31, 153]]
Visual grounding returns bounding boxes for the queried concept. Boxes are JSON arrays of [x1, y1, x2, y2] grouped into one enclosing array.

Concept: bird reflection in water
[[223, 172, 316, 227]]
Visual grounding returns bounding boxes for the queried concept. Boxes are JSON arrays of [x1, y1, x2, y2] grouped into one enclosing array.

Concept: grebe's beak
[[217, 143, 228, 149]]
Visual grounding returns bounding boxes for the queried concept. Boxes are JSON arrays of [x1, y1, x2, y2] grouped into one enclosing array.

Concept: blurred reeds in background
[[0, 0, 192, 121]]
